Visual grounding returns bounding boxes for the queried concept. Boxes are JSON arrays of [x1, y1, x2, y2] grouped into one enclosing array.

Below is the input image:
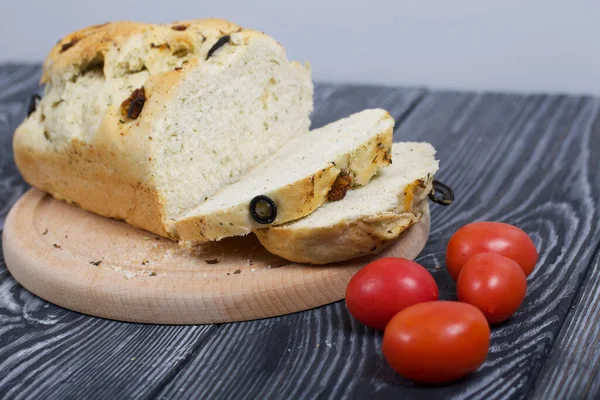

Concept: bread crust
[[14, 52, 186, 237], [254, 179, 431, 264], [174, 123, 393, 242], [13, 99, 173, 237], [42, 19, 242, 84]]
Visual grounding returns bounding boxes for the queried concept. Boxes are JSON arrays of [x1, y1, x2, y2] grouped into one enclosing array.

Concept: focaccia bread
[[255, 142, 438, 264], [13, 19, 313, 239], [175, 109, 393, 242]]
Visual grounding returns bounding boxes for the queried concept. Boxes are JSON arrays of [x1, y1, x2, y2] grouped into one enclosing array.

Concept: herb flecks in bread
[[13, 19, 313, 239]]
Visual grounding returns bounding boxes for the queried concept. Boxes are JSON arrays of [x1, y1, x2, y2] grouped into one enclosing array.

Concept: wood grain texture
[[156, 93, 600, 400], [2, 189, 429, 324], [1, 64, 600, 400], [531, 101, 600, 400]]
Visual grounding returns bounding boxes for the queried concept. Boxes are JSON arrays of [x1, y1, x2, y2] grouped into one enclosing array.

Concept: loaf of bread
[[13, 19, 313, 239], [175, 109, 393, 242], [254, 142, 438, 264]]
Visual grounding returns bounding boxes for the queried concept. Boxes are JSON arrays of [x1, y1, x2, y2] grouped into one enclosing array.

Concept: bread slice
[[175, 109, 394, 242], [13, 19, 313, 239], [255, 142, 438, 264]]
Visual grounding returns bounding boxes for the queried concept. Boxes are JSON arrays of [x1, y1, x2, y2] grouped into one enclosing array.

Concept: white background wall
[[2, 0, 599, 94]]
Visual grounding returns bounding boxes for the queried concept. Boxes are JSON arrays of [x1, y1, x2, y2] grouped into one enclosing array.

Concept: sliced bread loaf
[[175, 109, 394, 242], [14, 19, 313, 239], [254, 142, 438, 264]]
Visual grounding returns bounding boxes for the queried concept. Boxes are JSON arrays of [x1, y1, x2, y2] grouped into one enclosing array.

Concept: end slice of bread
[[254, 142, 439, 264], [13, 20, 313, 239], [175, 109, 394, 242]]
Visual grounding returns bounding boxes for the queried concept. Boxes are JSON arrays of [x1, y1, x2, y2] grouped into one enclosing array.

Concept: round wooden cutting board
[[2, 189, 430, 324]]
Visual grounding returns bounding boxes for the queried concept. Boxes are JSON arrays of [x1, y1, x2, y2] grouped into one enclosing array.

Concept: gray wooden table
[[1, 63, 599, 400]]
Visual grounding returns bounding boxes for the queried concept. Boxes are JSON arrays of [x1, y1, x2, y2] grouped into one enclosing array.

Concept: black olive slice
[[206, 35, 230, 60], [28, 94, 41, 116], [249, 195, 277, 224], [428, 180, 454, 206]]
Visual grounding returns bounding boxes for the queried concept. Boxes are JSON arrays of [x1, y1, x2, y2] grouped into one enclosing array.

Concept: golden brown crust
[[255, 180, 432, 264], [44, 22, 149, 83], [43, 19, 243, 84], [13, 126, 172, 239]]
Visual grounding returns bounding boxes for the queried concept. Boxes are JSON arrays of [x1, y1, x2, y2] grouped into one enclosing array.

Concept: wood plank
[[531, 100, 600, 400], [156, 92, 600, 399]]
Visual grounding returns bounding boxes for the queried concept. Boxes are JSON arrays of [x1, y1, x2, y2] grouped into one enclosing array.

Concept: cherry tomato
[[457, 252, 527, 324], [382, 301, 490, 383], [446, 221, 538, 280], [345, 258, 438, 330]]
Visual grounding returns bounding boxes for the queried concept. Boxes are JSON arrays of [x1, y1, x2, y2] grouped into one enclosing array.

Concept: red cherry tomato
[[345, 258, 439, 331], [457, 252, 527, 324], [446, 221, 538, 280], [383, 301, 490, 383]]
